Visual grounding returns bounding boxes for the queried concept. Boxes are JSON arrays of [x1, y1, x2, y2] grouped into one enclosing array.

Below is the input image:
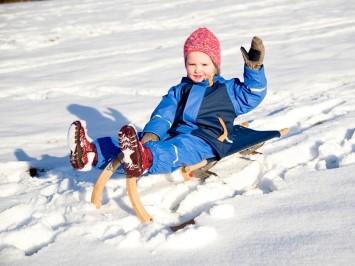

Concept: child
[[68, 27, 266, 177]]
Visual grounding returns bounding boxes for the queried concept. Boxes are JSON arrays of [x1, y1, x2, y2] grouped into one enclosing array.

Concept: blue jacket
[[143, 65, 267, 159]]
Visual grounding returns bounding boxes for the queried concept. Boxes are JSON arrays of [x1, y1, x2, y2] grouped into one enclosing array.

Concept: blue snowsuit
[[93, 65, 267, 174]]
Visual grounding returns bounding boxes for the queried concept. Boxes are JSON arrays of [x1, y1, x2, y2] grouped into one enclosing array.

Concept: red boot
[[118, 125, 152, 177], [68, 120, 97, 171]]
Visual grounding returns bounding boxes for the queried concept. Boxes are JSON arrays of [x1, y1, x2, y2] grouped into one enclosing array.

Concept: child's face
[[185, 51, 217, 84]]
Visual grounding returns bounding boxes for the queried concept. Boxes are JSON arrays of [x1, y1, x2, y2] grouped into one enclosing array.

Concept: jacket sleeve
[[231, 65, 267, 115], [142, 86, 179, 140]]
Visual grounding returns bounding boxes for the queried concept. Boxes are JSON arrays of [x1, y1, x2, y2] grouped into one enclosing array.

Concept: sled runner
[[91, 125, 288, 225]]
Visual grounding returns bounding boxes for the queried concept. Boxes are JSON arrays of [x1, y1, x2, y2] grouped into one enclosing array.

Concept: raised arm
[[231, 36, 267, 115]]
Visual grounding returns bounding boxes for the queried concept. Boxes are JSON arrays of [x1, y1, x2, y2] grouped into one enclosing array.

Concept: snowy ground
[[1, 0, 355, 265]]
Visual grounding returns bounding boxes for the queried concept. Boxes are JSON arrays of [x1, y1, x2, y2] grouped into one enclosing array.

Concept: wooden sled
[[91, 127, 289, 224]]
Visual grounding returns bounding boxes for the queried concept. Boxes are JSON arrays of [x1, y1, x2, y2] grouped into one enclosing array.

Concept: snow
[[1, 0, 355, 265]]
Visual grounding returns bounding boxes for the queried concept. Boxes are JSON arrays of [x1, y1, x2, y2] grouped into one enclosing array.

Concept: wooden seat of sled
[[180, 127, 289, 181]]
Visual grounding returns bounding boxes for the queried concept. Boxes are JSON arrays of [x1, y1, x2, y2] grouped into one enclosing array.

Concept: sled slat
[[91, 154, 123, 208], [126, 176, 153, 223]]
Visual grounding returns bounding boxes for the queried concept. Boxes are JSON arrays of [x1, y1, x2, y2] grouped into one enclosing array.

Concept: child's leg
[[93, 137, 121, 169], [144, 134, 215, 174]]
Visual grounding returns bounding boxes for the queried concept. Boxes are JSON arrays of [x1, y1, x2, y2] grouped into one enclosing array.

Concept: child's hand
[[240, 36, 265, 70], [141, 132, 159, 144]]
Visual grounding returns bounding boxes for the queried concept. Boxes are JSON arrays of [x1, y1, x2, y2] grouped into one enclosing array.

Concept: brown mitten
[[141, 132, 159, 144], [240, 36, 265, 70]]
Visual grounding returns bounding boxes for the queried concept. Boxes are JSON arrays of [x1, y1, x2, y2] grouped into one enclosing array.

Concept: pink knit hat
[[183, 27, 221, 71]]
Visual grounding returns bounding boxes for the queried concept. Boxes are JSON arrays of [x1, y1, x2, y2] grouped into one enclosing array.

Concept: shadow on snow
[[14, 103, 131, 183]]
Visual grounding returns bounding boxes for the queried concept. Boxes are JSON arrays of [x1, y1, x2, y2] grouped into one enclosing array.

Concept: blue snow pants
[[93, 133, 215, 174]]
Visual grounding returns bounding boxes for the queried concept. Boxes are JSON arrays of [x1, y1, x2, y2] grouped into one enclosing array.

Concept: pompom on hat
[[183, 27, 221, 71]]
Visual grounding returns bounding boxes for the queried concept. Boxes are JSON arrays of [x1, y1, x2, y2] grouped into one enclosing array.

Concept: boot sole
[[68, 120, 94, 171], [118, 125, 143, 177]]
